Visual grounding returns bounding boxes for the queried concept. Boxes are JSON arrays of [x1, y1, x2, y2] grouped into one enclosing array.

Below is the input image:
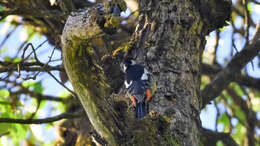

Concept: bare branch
[[201, 128, 238, 146], [11, 89, 66, 102], [201, 63, 260, 92], [201, 22, 260, 108], [0, 112, 83, 124], [0, 27, 17, 49], [0, 61, 64, 73], [0, 79, 66, 102], [226, 87, 256, 146], [47, 71, 76, 97], [0, 132, 10, 138]]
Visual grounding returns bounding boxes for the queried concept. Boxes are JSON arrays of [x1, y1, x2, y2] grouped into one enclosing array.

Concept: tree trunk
[[128, 1, 205, 145], [61, 0, 231, 145]]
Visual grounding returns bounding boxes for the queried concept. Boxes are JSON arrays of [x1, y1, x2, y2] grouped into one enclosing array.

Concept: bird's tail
[[136, 102, 147, 119]]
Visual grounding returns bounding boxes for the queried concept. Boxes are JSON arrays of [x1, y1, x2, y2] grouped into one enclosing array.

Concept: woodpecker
[[122, 58, 152, 119]]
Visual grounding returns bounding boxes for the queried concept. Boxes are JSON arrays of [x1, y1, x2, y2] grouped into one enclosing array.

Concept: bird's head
[[121, 58, 136, 72]]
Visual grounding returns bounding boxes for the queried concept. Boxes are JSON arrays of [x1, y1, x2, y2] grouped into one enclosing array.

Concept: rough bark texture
[[61, 0, 232, 145], [62, 6, 125, 145], [126, 1, 206, 145]]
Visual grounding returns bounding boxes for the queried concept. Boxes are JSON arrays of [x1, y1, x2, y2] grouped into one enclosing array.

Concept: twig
[[243, 0, 250, 45], [213, 100, 220, 132], [28, 99, 41, 119], [242, 0, 254, 70], [201, 22, 260, 108], [0, 101, 12, 105], [0, 132, 10, 138], [226, 87, 256, 146], [202, 63, 260, 92], [201, 128, 238, 146], [213, 30, 220, 63], [0, 61, 64, 73], [12, 88, 66, 102], [0, 79, 66, 102], [47, 71, 76, 97], [231, 35, 239, 54], [0, 112, 83, 124], [0, 27, 17, 49]]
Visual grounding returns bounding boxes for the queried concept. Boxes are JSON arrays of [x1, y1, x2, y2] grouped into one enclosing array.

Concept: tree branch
[[201, 22, 260, 108], [62, 6, 125, 145], [0, 79, 66, 102], [0, 61, 64, 73], [226, 87, 257, 146], [0, 112, 83, 124], [201, 128, 238, 146], [192, 0, 231, 31], [12, 89, 66, 102], [201, 63, 260, 92]]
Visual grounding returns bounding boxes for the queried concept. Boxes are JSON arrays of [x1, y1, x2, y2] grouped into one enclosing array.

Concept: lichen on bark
[[61, 0, 231, 145], [61, 5, 124, 145]]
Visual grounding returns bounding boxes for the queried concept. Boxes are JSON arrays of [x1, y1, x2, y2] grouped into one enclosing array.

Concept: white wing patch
[[124, 80, 132, 88], [123, 64, 127, 73], [141, 68, 149, 80]]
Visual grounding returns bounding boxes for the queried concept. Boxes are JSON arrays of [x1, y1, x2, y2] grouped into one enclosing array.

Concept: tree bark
[[61, 6, 125, 145], [61, 0, 232, 145], [124, 0, 230, 145]]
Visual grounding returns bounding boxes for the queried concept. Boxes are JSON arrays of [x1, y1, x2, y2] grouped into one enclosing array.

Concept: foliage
[[0, 0, 259, 145]]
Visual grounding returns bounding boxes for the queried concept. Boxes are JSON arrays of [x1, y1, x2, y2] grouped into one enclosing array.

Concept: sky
[[0, 0, 260, 144]]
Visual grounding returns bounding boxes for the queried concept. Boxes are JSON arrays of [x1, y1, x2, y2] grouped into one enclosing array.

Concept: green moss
[[189, 22, 198, 36], [119, 1, 127, 11], [150, 81, 157, 96], [112, 40, 137, 56], [125, 115, 177, 145], [151, 21, 157, 32], [163, 133, 181, 146], [130, 119, 159, 145], [198, 131, 205, 146]]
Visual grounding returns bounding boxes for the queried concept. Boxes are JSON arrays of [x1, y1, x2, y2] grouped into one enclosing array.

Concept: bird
[[122, 58, 152, 119]]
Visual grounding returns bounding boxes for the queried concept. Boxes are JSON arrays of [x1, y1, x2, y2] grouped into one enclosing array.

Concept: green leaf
[[231, 12, 237, 23], [251, 96, 260, 112], [0, 106, 12, 117], [218, 113, 230, 132], [0, 123, 12, 134], [234, 106, 246, 122], [0, 90, 10, 98], [216, 140, 224, 146], [33, 82, 43, 94], [30, 98, 38, 107], [12, 57, 22, 63], [59, 91, 70, 98], [39, 100, 47, 109], [219, 26, 226, 32], [233, 84, 244, 97], [45, 123, 54, 130], [57, 102, 66, 112], [0, 5, 4, 11], [11, 124, 28, 140], [247, 3, 253, 14], [22, 81, 35, 88], [4, 56, 12, 61], [0, 48, 7, 54], [233, 123, 246, 145]]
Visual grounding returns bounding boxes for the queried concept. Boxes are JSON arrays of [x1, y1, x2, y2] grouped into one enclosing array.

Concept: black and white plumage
[[122, 58, 152, 119]]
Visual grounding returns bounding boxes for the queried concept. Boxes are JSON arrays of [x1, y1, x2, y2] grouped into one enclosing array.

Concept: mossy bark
[[61, 6, 125, 145], [124, 0, 230, 145], [61, 1, 231, 146]]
